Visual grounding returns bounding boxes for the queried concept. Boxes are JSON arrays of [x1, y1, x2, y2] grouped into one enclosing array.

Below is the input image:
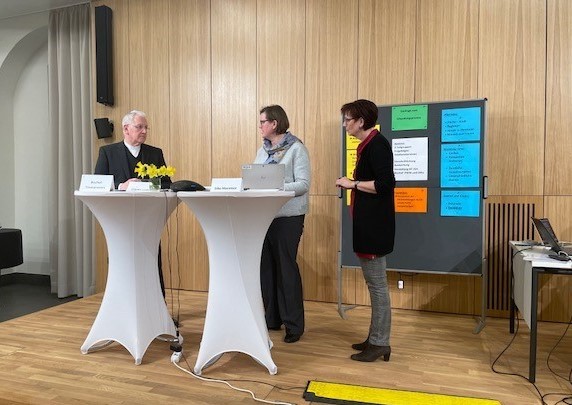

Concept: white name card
[[79, 174, 114, 192], [210, 178, 242, 192], [126, 181, 154, 192]]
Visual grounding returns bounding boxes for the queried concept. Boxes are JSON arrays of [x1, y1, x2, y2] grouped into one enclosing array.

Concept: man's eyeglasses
[[131, 124, 149, 131]]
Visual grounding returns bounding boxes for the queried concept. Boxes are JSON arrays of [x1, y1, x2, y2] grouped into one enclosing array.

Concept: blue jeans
[[359, 256, 391, 346]]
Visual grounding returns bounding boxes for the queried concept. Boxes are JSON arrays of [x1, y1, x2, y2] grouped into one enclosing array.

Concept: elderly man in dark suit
[[95, 110, 171, 190], [94, 110, 171, 296]]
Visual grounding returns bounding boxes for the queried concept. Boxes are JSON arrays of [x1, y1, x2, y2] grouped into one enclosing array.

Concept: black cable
[[164, 193, 181, 330], [548, 395, 572, 405], [490, 314, 548, 403], [174, 205, 181, 323], [175, 204, 181, 319], [492, 256, 572, 405], [541, 314, 572, 404], [512, 245, 533, 260], [546, 313, 572, 382], [164, 193, 178, 327]]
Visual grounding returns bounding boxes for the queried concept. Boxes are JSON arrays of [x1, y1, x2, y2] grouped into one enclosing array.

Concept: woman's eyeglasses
[[343, 117, 356, 123]]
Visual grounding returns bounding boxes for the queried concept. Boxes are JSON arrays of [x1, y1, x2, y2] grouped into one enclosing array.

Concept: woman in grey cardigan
[[254, 105, 311, 343]]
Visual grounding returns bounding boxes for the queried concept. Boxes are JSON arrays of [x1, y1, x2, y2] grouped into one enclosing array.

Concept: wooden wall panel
[[164, 207, 208, 291], [300, 196, 340, 302], [357, 0, 416, 104], [211, 0, 256, 178], [167, 0, 211, 291], [416, 0, 479, 102], [257, 0, 305, 142], [355, 270, 413, 309], [479, 0, 546, 196], [128, 0, 170, 150], [340, 267, 356, 305], [88, 0, 572, 323], [546, 0, 572, 195], [169, 0, 211, 186], [485, 196, 543, 318], [541, 197, 572, 322], [411, 274, 475, 314], [305, 0, 358, 196], [128, 0, 173, 291], [544, 197, 572, 240]]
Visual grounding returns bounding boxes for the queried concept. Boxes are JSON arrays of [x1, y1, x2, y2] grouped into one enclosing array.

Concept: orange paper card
[[395, 187, 427, 213]]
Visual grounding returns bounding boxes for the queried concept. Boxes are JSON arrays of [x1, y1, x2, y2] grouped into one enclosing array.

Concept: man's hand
[[118, 178, 141, 190]]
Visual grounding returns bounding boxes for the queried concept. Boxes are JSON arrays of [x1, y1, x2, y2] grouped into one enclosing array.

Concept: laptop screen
[[539, 218, 559, 243], [531, 217, 562, 253], [241, 164, 285, 190]]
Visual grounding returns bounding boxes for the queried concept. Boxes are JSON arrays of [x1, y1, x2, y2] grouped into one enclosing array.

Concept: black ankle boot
[[351, 338, 369, 351], [350, 344, 391, 362]]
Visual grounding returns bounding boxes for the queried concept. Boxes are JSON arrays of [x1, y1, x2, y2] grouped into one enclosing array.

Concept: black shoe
[[350, 344, 391, 362], [351, 338, 369, 351], [268, 326, 282, 331], [284, 333, 301, 343]]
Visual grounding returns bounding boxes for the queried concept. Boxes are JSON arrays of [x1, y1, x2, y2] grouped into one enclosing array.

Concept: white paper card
[[392, 137, 428, 181], [79, 174, 114, 192], [210, 178, 242, 192], [126, 181, 153, 192]]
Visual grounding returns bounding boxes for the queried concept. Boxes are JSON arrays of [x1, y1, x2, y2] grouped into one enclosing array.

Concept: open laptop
[[531, 217, 572, 255], [241, 164, 285, 190]]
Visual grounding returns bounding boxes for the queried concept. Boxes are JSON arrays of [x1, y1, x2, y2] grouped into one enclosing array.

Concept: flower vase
[[149, 177, 161, 191]]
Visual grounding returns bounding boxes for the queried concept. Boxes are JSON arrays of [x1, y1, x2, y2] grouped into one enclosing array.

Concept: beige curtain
[[48, 3, 93, 297]]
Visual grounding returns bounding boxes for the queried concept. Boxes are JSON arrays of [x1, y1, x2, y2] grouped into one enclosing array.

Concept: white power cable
[[171, 357, 295, 405]]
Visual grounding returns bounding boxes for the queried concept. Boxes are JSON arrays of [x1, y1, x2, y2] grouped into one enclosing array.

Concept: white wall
[[13, 44, 50, 275], [0, 13, 47, 228], [0, 13, 47, 63], [0, 12, 49, 274]]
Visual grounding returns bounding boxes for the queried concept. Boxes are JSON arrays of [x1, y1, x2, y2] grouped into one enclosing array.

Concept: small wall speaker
[[94, 118, 114, 139], [95, 5, 114, 106]]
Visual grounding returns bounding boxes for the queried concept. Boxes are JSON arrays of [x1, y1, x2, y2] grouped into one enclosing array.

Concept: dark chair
[[0, 228, 23, 272]]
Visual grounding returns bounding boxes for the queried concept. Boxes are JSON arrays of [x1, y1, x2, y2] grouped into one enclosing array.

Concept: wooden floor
[[0, 291, 570, 405]]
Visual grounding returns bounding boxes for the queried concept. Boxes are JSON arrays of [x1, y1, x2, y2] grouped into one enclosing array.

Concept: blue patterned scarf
[[263, 132, 301, 164]]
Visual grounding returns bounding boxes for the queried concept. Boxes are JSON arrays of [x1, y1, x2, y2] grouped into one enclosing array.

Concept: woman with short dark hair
[[335, 99, 395, 362]]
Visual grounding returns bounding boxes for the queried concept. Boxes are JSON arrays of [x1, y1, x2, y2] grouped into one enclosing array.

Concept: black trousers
[[260, 215, 305, 335], [158, 244, 165, 297]]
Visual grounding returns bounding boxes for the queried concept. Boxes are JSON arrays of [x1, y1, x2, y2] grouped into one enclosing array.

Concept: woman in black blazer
[[335, 99, 396, 362]]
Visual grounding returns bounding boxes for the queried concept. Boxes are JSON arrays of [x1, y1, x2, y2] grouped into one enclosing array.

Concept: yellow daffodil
[[158, 165, 176, 177], [134, 161, 147, 177], [146, 164, 159, 178], [134, 163, 176, 179]]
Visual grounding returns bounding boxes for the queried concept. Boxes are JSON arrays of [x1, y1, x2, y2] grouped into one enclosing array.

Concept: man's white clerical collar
[[124, 140, 141, 157]]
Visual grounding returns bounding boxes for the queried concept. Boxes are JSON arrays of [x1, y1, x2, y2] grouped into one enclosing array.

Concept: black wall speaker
[[94, 118, 114, 139], [95, 5, 114, 106]]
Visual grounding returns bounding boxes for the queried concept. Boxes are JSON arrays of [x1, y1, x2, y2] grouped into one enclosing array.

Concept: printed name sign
[[126, 181, 154, 192], [210, 178, 242, 192], [79, 174, 114, 192]]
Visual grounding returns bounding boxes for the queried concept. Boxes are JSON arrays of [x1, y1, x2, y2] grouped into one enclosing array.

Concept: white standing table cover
[[75, 191, 178, 364], [177, 191, 294, 375]]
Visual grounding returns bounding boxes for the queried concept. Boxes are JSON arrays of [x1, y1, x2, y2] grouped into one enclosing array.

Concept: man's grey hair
[[122, 110, 146, 126]]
